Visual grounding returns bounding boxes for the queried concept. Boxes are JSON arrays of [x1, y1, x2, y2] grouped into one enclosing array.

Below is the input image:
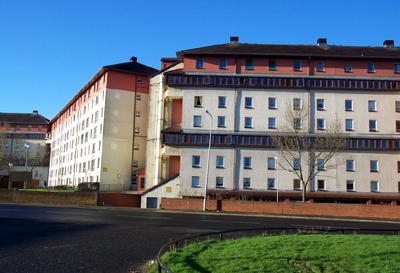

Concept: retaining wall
[[161, 198, 400, 220], [0, 190, 98, 206]]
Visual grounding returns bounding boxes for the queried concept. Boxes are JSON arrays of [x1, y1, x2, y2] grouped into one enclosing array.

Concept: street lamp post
[[24, 143, 30, 189], [203, 110, 213, 212]]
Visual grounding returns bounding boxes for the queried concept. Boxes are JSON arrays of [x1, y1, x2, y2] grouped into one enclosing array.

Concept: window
[[317, 159, 325, 171], [268, 157, 276, 170], [216, 177, 224, 188], [135, 128, 140, 134], [267, 178, 275, 189], [192, 176, 200, 187], [196, 59, 204, 69], [245, 97, 253, 108], [17, 125, 21, 130], [369, 120, 377, 131], [268, 97, 276, 109], [293, 179, 301, 190], [268, 117, 276, 129], [394, 64, 400, 74], [218, 96, 226, 108], [136, 94, 141, 100], [245, 59, 253, 70], [193, 116, 202, 127], [219, 59, 227, 69], [316, 61, 324, 72], [396, 121, 400, 132], [38, 125, 43, 130], [317, 180, 325, 191], [367, 63, 375, 73], [268, 59, 276, 71], [293, 98, 301, 110], [345, 100, 353, 111], [293, 61, 301, 71], [345, 119, 354, 131], [216, 156, 224, 168], [316, 99, 325, 110], [317, 119, 325, 130], [243, 177, 251, 189], [136, 111, 141, 117], [134, 143, 139, 150], [244, 157, 252, 169], [217, 116, 226, 127], [192, 155, 200, 167], [28, 125, 32, 130], [397, 161, 400, 173], [344, 63, 352, 72], [346, 160, 355, 171], [346, 180, 355, 192], [368, 100, 376, 112], [370, 181, 379, 192], [244, 117, 253, 128], [293, 158, 300, 170], [293, 118, 301, 130], [370, 160, 378, 172], [395, 101, 400, 112], [194, 96, 202, 107]]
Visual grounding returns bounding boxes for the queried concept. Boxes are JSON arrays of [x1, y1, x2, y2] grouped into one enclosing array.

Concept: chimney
[[383, 40, 394, 48], [317, 38, 327, 46], [33, 110, 38, 115], [230, 36, 239, 45], [130, 56, 137, 62]]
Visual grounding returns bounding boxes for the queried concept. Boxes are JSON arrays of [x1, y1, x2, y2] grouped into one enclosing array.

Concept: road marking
[[201, 219, 260, 225], [0, 208, 25, 212], [117, 214, 169, 220], [46, 211, 92, 216]]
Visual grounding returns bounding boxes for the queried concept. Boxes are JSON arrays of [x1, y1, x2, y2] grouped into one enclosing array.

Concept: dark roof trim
[[141, 174, 179, 195]]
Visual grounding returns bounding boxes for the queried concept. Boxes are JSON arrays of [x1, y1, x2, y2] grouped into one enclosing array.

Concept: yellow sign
[[166, 187, 172, 193], [102, 167, 108, 172]]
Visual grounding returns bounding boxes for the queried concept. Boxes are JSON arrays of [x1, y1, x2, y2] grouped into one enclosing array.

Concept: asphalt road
[[1, 203, 400, 273]]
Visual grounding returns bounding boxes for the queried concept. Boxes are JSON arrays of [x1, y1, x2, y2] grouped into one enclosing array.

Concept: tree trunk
[[302, 188, 306, 202]]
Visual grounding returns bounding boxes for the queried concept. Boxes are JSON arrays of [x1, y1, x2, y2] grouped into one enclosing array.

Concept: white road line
[[201, 219, 260, 225], [46, 211, 92, 216], [117, 214, 169, 220], [0, 208, 25, 212]]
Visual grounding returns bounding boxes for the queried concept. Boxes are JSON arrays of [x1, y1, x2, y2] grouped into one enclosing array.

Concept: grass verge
[[148, 234, 400, 273], [19, 189, 75, 193]]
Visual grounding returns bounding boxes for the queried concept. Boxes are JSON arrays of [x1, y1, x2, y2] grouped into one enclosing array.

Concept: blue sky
[[1, 0, 399, 120]]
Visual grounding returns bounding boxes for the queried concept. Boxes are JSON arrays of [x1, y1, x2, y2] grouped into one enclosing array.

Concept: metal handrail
[[156, 227, 400, 273]]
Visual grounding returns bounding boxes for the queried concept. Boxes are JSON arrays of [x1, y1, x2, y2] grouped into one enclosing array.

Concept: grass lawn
[[148, 234, 400, 273]]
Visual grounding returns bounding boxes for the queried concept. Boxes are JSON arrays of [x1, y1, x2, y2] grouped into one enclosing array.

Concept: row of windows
[[191, 176, 381, 192], [194, 95, 400, 113], [193, 114, 399, 132], [192, 155, 393, 174], [168, 74, 400, 90], [195, 58, 400, 74]]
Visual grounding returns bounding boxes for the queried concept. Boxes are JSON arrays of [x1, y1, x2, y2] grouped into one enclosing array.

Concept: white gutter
[[154, 74, 163, 185]]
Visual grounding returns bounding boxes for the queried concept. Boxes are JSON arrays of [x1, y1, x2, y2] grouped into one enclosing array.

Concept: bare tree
[[0, 130, 9, 175], [278, 102, 346, 202]]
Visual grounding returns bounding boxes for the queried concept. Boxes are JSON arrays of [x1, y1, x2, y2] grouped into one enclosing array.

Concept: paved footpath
[[1, 202, 399, 273]]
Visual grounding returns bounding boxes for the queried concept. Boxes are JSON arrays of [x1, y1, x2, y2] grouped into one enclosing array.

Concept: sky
[[1, 0, 399, 120]]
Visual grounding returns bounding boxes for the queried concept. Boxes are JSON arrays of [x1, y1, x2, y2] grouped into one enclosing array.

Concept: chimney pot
[[33, 110, 38, 115], [383, 40, 394, 48], [130, 56, 137, 62], [230, 36, 239, 45], [317, 38, 327, 46]]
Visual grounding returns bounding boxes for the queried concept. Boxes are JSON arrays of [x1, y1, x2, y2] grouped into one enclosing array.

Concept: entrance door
[[146, 197, 158, 208]]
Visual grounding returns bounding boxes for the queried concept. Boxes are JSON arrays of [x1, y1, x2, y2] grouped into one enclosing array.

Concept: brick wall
[[0, 190, 97, 206], [98, 193, 141, 207], [161, 198, 400, 220]]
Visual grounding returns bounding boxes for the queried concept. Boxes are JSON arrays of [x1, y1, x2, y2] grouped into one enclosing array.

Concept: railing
[[156, 227, 400, 273], [166, 74, 400, 91]]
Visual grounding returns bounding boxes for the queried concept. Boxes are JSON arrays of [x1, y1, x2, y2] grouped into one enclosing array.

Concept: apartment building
[[48, 58, 157, 191], [0, 111, 50, 187], [146, 37, 400, 205]]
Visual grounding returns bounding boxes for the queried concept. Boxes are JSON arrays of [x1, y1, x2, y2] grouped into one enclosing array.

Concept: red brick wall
[[161, 198, 400, 220], [98, 193, 141, 207]]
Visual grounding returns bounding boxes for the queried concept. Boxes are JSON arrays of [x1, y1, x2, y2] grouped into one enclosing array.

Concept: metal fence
[[156, 227, 400, 273]]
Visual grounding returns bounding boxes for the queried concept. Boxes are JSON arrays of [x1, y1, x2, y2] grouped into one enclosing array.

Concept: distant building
[[0, 111, 50, 187], [48, 58, 158, 191], [145, 37, 400, 207]]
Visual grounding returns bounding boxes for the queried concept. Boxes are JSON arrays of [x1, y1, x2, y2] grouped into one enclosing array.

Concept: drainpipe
[[154, 74, 164, 185]]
